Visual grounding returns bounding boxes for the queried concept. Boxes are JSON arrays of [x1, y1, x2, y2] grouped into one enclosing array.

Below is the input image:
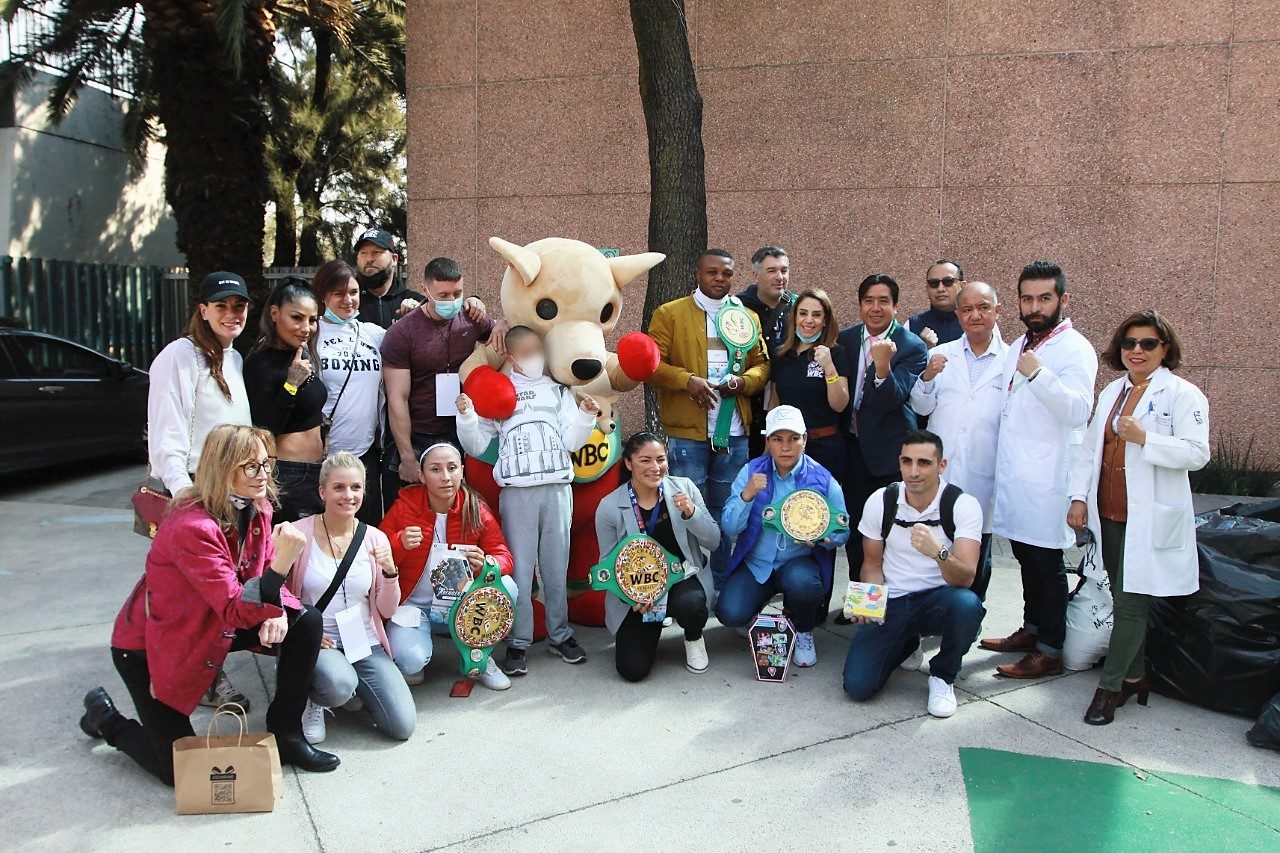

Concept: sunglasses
[[926, 276, 958, 288], [1120, 337, 1164, 352]]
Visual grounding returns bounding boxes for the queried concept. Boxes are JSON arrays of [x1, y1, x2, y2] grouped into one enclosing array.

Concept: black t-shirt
[[243, 347, 329, 435], [772, 344, 854, 430], [636, 497, 686, 563]]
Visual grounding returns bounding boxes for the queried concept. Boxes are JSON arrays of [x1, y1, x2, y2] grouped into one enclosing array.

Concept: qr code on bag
[[211, 782, 235, 805]]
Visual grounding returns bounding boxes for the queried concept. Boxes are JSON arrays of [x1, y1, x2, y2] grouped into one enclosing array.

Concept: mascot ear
[[489, 236, 542, 286], [607, 252, 665, 290]]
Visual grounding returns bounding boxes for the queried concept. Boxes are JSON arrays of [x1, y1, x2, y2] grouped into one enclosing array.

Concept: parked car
[[0, 325, 148, 475]]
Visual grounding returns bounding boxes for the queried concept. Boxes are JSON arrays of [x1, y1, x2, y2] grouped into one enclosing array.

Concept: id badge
[[389, 604, 422, 629], [335, 605, 372, 663]]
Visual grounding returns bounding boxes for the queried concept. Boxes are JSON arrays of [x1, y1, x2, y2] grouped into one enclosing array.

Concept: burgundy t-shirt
[[380, 307, 494, 435]]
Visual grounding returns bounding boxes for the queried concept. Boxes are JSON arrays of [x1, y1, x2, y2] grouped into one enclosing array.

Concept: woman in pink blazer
[[79, 424, 338, 786], [287, 452, 415, 744]]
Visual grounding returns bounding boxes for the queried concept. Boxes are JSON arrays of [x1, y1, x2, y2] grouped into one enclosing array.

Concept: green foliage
[[1189, 434, 1280, 497]]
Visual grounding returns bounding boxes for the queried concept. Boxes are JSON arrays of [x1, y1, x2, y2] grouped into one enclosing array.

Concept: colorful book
[[843, 581, 889, 623]]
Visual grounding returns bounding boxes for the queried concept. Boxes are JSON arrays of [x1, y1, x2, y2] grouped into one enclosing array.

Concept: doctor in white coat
[[910, 281, 1008, 599], [981, 261, 1098, 680], [1067, 311, 1209, 725]]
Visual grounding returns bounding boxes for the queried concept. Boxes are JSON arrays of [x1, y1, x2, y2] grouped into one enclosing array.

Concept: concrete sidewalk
[[0, 461, 1275, 851]]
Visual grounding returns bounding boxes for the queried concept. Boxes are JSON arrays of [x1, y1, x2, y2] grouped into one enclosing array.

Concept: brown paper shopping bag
[[172, 704, 282, 815]]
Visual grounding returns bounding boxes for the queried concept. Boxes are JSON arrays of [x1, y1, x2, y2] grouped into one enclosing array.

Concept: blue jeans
[[714, 557, 824, 633], [842, 585, 985, 700], [311, 646, 417, 740], [667, 435, 748, 589]]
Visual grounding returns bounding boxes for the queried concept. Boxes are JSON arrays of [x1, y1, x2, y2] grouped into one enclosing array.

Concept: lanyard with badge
[[711, 297, 761, 452], [1003, 319, 1073, 419], [320, 519, 373, 664]]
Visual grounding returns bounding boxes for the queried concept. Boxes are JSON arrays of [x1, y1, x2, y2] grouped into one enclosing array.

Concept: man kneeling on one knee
[[717, 405, 849, 667], [842, 429, 985, 718]]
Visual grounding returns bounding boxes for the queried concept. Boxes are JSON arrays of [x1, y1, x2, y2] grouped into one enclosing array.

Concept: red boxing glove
[[617, 332, 660, 381], [463, 365, 517, 418]]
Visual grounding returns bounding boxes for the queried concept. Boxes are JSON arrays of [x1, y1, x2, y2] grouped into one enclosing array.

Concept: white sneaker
[[404, 668, 426, 686], [684, 636, 709, 673], [793, 632, 817, 667], [477, 657, 511, 691], [901, 647, 925, 672], [302, 699, 327, 744], [927, 676, 957, 718]]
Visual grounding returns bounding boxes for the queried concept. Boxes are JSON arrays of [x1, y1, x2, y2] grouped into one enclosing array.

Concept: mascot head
[[488, 236, 664, 388]]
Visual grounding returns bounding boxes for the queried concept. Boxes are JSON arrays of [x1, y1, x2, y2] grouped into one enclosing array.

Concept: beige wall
[[407, 1, 1280, 456]]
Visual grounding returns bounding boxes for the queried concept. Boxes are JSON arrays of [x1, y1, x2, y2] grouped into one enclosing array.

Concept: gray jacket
[[594, 475, 721, 635]]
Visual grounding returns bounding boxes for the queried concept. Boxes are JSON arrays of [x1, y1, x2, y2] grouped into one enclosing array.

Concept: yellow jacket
[[648, 295, 770, 441]]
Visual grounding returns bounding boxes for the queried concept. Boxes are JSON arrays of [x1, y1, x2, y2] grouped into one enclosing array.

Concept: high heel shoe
[[1118, 677, 1150, 708], [1084, 687, 1121, 725]]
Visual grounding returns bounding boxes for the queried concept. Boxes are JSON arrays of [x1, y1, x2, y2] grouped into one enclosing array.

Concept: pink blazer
[[285, 516, 399, 656]]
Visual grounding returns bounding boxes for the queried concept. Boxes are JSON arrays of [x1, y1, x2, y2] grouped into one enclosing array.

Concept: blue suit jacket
[[837, 321, 929, 478]]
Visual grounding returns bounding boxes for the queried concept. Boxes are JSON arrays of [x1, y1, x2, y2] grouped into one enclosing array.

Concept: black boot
[[79, 686, 120, 739], [276, 732, 340, 773]]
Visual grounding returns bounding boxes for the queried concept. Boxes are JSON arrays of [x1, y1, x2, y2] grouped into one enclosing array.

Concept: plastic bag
[[1146, 500, 1280, 718], [1063, 537, 1113, 671], [1248, 690, 1280, 751]]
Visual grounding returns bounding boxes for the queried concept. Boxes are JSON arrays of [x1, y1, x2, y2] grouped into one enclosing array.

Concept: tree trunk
[[271, 188, 297, 267], [629, 0, 707, 432], [141, 1, 275, 315]]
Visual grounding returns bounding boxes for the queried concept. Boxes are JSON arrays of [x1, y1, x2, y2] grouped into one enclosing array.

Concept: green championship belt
[[447, 556, 516, 678], [712, 297, 760, 452], [762, 489, 850, 543], [589, 533, 687, 607]]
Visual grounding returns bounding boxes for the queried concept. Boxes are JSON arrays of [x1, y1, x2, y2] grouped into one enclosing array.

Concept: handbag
[[132, 369, 203, 538], [173, 703, 282, 815]]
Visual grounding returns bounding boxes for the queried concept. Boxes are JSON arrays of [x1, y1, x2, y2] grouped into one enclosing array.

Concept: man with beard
[[981, 260, 1097, 679], [739, 246, 795, 459], [352, 227, 485, 328]]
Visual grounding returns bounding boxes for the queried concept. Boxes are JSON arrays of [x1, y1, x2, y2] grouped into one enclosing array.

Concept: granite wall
[[407, 1, 1280, 457]]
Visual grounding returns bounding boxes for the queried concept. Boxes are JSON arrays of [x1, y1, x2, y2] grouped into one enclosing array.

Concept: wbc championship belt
[[589, 534, 687, 607], [711, 298, 761, 452], [762, 489, 850, 544], [447, 556, 516, 678]]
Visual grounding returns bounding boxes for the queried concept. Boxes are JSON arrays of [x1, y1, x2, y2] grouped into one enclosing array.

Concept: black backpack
[[880, 482, 963, 543]]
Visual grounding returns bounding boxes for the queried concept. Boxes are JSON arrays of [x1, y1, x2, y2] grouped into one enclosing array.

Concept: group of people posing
[[77, 232, 1211, 787]]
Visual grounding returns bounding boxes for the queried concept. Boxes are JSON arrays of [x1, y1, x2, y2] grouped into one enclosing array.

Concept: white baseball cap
[[764, 405, 807, 437]]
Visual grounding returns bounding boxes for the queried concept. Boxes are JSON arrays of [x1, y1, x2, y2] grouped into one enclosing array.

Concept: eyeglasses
[[1119, 337, 1163, 352], [926, 276, 958, 289], [240, 458, 276, 478]]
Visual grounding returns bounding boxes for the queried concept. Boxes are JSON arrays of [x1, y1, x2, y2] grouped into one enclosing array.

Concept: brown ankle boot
[[995, 649, 1064, 679], [979, 627, 1038, 653], [1085, 687, 1121, 725], [1118, 677, 1150, 708]]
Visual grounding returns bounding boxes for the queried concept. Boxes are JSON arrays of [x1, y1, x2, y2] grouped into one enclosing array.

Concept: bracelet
[[825, 374, 840, 385], [1027, 368, 1042, 383], [381, 570, 399, 579], [283, 381, 298, 395]]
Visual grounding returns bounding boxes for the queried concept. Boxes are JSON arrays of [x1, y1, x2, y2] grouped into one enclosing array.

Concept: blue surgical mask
[[323, 307, 352, 325], [796, 328, 823, 344], [433, 295, 463, 320]]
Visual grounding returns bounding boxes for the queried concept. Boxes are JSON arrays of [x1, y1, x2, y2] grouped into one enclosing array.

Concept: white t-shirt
[[857, 480, 983, 598], [318, 319, 387, 457], [301, 538, 379, 647], [405, 514, 449, 609]]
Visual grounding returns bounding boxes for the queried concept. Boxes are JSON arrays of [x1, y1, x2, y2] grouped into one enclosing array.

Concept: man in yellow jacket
[[648, 248, 770, 588]]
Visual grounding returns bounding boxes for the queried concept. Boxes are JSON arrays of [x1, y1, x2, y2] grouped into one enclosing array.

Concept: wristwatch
[[935, 546, 951, 563]]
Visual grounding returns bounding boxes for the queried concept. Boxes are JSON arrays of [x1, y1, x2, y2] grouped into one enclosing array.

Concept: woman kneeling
[[288, 452, 415, 743], [79, 425, 337, 785]]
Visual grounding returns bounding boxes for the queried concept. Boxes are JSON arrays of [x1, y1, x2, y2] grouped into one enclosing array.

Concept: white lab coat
[[910, 333, 1009, 532], [1067, 367, 1210, 596], [992, 325, 1098, 549]]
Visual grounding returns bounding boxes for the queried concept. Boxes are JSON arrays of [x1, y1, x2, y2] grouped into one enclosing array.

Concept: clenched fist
[[1017, 350, 1043, 378], [919, 327, 939, 348], [456, 393, 473, 415], [400, 525, 424, 550], [870, 338, 897, 377], [741, 472, 769, 502], [921, 353, 948, 382], [271, 521, 306, 573], [673, 491, 696, 519], [909, 522, 941, 559]]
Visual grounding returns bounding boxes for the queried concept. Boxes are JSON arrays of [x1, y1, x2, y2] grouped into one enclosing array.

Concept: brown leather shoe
[[995, 650, 1064, 679], [1084, 687, 1121, 725], [979, 627, 1038, 653]]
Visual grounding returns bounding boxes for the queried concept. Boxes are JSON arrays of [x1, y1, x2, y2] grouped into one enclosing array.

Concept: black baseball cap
[[199, 271, 250, 302], [353, 227, 396, 252]]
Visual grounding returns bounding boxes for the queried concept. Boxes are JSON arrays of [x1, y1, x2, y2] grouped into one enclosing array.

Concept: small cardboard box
[[843, 581, 889, 623], [748, 613, 796, 682]]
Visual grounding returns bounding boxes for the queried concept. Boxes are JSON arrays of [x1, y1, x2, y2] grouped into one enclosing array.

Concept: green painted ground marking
[[960, 748, 1280, 852]]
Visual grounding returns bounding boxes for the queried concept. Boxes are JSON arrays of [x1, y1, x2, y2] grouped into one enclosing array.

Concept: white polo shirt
[[858, 479, 983, 598]]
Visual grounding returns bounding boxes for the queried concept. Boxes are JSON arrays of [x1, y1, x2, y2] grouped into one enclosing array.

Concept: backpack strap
[[880, 482, 899, 541], [939, 483, 961, 544]]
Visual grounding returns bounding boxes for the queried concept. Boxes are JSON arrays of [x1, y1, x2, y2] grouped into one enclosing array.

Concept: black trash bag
[[1146, 499, 1280, 718], [1248, 690, 1280, 751]]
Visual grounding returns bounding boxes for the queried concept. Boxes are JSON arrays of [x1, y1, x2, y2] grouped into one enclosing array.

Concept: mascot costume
[[459, 236, 664, 627]]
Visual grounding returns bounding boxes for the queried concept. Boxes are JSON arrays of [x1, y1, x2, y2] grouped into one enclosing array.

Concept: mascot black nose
[[571, 359, 602, 380]]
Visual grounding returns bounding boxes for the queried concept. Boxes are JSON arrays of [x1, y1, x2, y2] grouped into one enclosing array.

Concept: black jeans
[[356, 442, 384, 525], [614, 577, 708, 682], [104, 606, 322, 786], [381, 430, 458, 511], [274, 460, 324, 523], [840, 433, 897, 584], [1009, 539, 1067, 655]]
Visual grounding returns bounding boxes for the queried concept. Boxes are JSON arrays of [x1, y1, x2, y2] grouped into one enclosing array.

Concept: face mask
[[433, 295, 464, 320], [323, 307, 351, 325], [796, 328, 823, 345], [355, 266, 391, 290], [514, 355, 545, 378]]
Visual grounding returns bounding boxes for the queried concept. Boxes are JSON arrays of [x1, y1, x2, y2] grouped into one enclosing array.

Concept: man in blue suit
[[832, 273, 929, 623]]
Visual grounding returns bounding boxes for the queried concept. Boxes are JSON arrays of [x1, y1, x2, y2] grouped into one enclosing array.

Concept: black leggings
[[104, 606, 322, 786], [614, 577, 708, 683]]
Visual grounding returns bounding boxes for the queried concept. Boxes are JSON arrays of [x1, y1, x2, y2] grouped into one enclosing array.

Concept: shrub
[[1189, 434, 1280, 497]]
